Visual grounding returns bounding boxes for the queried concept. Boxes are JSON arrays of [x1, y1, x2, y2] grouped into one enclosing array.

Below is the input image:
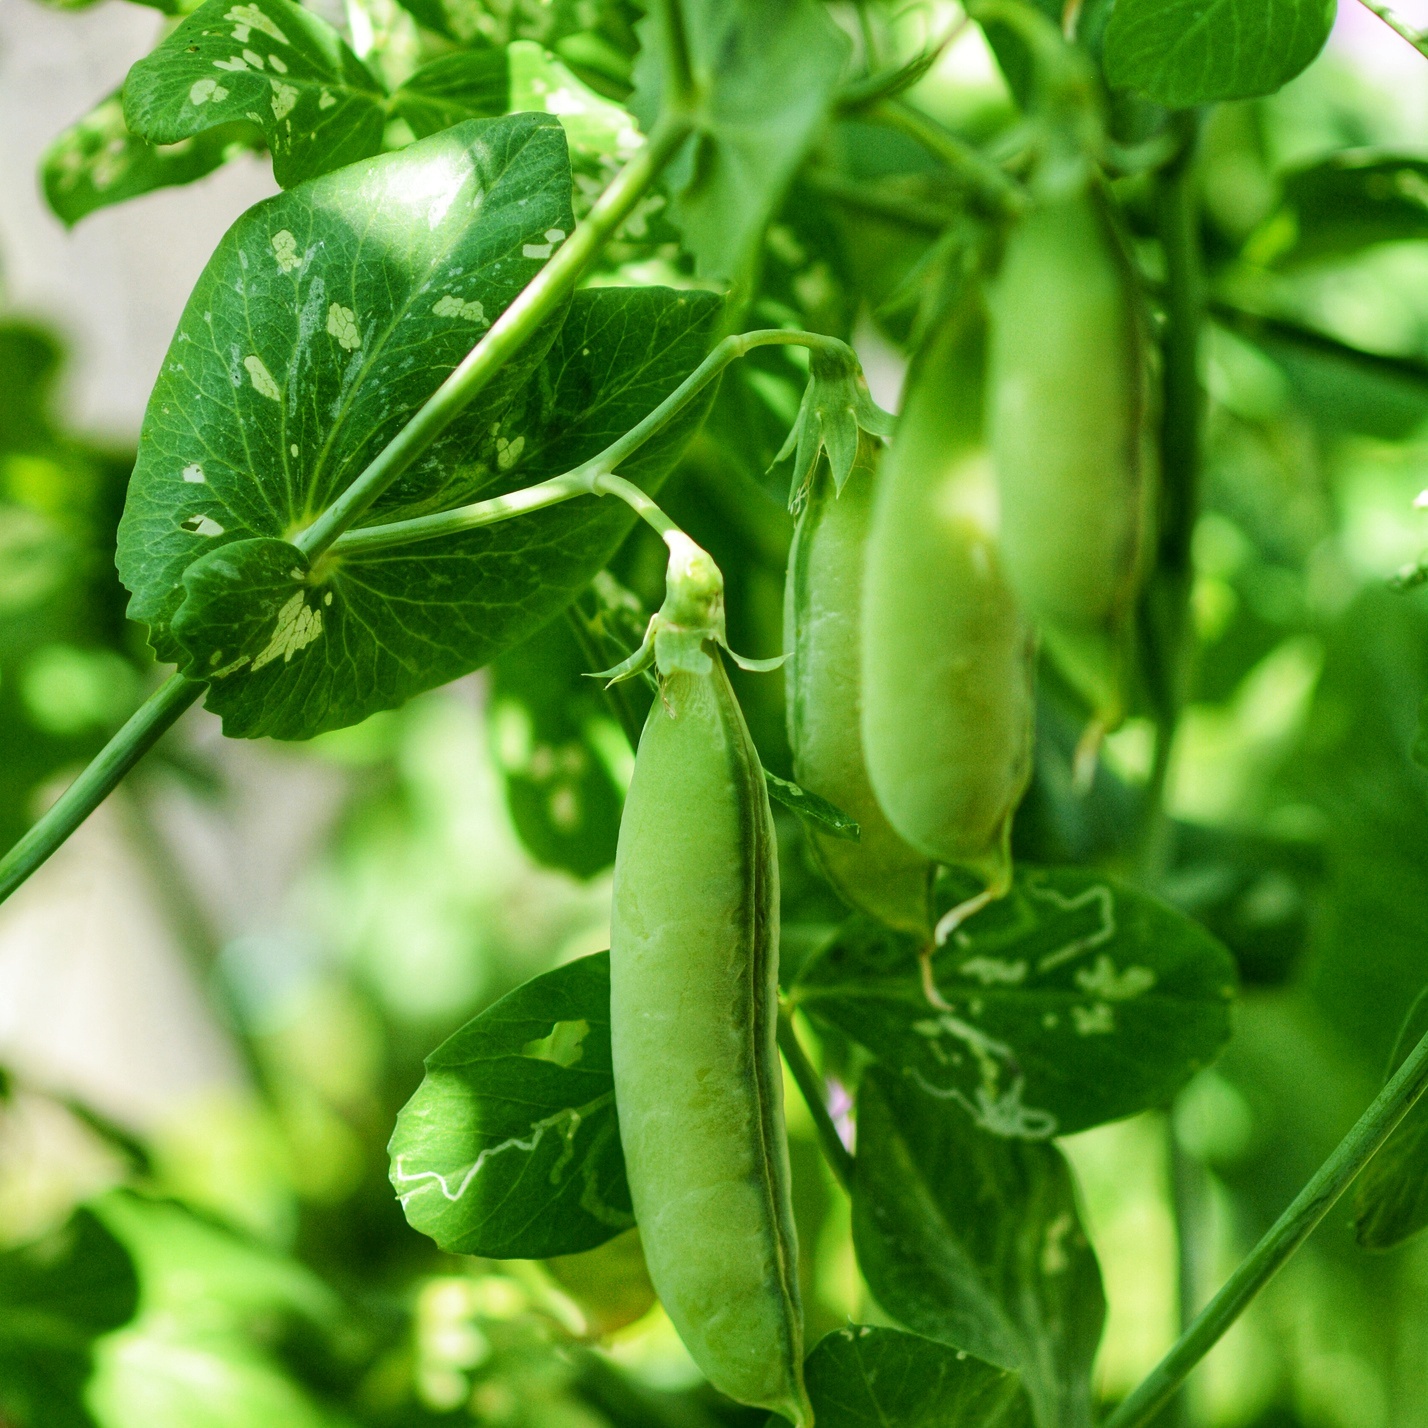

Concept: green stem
[[333, 329, 845, 558], [296, 113, 693, 559], [1138, 117, 1203, 876], [777, 1007, 855, 1195], [1103, 1022, 1428, 1428], [871, 98, 1026, 216], [0, 674, 204, 907], [1358, 0, 1428, 57]]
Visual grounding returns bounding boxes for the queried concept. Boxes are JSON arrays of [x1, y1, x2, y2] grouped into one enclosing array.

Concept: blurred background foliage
[[5, 2, 1428, 1426]]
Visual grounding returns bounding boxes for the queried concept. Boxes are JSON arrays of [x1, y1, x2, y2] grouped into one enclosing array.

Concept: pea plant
[[9, 0, 1428, 1425]]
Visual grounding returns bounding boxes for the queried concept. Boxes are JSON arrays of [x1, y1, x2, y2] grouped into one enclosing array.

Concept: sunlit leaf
[[42, 92, 261, 227], [632, 0, 850, 281], [123, 0, 386, 187], [123, 112, 719, 739], [853, 1071, 1103, 1428], [802, 1325, 1031, 1428], [1103, 0, 1335, 106], [390, 952, 633, 1258], [792, 867, 1237, 1138]]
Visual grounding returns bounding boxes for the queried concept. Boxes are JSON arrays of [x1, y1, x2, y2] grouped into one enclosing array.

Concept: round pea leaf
[[389, 951, 633, 1259], [791, 866, 1237, 1138], [123, 0, 386, 188]]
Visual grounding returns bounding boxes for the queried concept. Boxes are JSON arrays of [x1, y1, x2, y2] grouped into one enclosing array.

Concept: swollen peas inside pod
[[606, 526, 810, 1427], [986, 180, 1157, 790], [859, 298, 1037, 998]]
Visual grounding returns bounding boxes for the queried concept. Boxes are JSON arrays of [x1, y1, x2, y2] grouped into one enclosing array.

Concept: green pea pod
[[987, 184, 1154, 737], [785, 459, 933, 937], [861, 299, 1036, 928], [609, 540, 809, 1427]]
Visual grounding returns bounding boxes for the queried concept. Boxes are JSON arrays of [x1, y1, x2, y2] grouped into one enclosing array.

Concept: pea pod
[[785, 459, 933, 936], [986, 185, 1154, 731], [861, 299, 1036, 928], [609, 535, 810, 1427]]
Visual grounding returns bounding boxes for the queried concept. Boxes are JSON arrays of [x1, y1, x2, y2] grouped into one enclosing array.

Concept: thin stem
[[777, 1007, 855, 1195], [872, 98, 1027, 216], [803, 167, 956, 232], [1103, 1022, 1428, 1428], [0, 674, 204, 907], [296, 114, 693, 560], [334, 329, 843, 558], [1359, 0, 1428, 58]]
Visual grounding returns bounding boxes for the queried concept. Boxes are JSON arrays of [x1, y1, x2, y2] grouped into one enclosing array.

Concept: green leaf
[[1354, 986, 1428, 1249], [1102, 0, 1336, 106], [122, 0, 386, 188], [632, 0, 850, 281], [791, 867, 1237, 1137], [799, 1325, 1031, 1428], [853, 1070, 1104, 1428], [391, 48, 509, 140], [489, 613, 628, 879], [764, 768, 860, 842], [509, 40, 643, 161], [139, 241, 720, 736], [0, 1209, 139, 1428], [1246, 152, 1428, 268], [980, 0, 1064, 108], [42, 92, 261, 227], [389, 951, 633, 1257]]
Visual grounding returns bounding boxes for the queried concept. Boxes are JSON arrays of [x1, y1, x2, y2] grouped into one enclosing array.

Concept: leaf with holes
[[42, 91, 261, 226], [803, 1325, 1031, 1428], [123, 0, 386, 187], [791, 867, 1237, 1138], [632, 0, 849, 281], [853, 1070, 1103, 1428], [389, 951, 633, 1258], [1103, 0, 1336, 107]]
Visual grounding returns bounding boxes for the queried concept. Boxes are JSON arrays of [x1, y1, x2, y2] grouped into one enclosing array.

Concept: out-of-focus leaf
[[390, 952, 633, 1257], [1215, 310, 1428, 443], [853, 1070, 1103, 1428], [1103, 0, 1335, 107], [490, 614, 627, 879], [390, 48, 509, 139], [123, 0, 386, 188], [801, 1325, 1031, 1428], [545, 1229, 656, 1337], [1161, 822, 1324, 987], [0, 1209, 139, 1428], [42, 92, 261, 227], [1355, 987, 1428, 1249], [509, 40, 642, 160], [792, 867, 1237, 1138], [631, 0, 850, 281], [1247, 153, 1428, 268], [1287, 588, 1428, 1067]]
